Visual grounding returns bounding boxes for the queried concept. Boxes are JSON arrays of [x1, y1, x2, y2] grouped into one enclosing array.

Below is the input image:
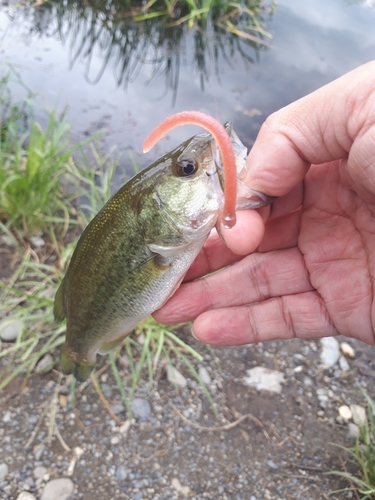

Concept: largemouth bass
[[54, 123, 274, 381]]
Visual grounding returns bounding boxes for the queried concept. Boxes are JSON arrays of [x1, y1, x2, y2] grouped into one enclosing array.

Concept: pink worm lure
[[143, 111, 237, 229]]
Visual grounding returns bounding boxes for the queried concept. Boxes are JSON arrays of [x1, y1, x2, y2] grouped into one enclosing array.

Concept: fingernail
[[191, 325, 198, 340]]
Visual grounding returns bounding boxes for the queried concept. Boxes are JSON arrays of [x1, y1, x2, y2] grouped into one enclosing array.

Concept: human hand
[[153, 61, 375, 346]]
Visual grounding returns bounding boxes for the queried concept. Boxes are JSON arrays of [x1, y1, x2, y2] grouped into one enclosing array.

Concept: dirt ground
[[1, 241, 375, 500]]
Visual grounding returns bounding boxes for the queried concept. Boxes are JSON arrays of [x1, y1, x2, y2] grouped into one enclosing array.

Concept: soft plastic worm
[[143, 111, 237, 229]]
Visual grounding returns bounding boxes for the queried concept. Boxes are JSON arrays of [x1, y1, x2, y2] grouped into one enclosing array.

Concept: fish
[[54, 113, 275, 381]]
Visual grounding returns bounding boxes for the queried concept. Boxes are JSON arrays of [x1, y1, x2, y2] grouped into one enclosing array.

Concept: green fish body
[[55, 125, 274, 381]]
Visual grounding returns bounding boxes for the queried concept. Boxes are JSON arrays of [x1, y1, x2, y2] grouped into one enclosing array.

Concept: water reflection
[[5, 0, 273, 104], [3, 0, 374, 175]]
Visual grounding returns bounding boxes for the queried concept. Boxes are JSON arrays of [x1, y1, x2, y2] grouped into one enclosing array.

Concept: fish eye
[[174, 159, 198, 177]]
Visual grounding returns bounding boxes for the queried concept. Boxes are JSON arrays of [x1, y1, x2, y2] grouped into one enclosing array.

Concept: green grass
[[0, 108, 104, 244], [0, 135, 117, 389], [0, 71, 214, 414], [0, 67, 119, 245], [0, 251, 65, 390], [134, 0, 275, 42], [0, 252, 214, 409], [328, 390, 375, 499]]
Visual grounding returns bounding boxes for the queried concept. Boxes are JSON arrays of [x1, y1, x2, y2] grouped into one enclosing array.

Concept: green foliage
[[0, 136, 118, 389], [0, 66, 117, 243], [0, 250, 66, 390], [328, 390, 375, 499], [1, 112, 68, 235], [0, 253, 213, 408], [0, 74, 213, 410], [0, 111, 105, 240]]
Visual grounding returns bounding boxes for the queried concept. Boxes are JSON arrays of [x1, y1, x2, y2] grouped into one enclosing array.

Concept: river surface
[[1, 0, 375, 175]]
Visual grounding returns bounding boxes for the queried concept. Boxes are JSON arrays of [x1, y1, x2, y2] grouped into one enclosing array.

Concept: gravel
[[1, 333, 374, 499]]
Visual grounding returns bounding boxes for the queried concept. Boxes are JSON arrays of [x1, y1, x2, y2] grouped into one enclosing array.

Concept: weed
[[0, 250, 66, 390], [0, 254, 212, 411], [0, 109, 104, 242], [0, 72, 214, 414], [328, 390, 375, 499]]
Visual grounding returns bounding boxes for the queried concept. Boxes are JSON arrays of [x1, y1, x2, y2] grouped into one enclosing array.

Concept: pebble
[[0, 235, 14, 246], [338, 405, 352, 420], [0, 463, 9, 481], [41, 478, 74, 500], [130, 398, 151, 419], [316, 388, 329, 409], [119, 354, 130, 367], [110, 403, 125, 415], [339, 355, 350, 372], [29, 414, 39, 424], [24, 477, 35, 488], [350, 404, 367, 426], [33, 466, 48, 484], [30, 236, 45, 248], [101, 384, 112, 397], [348, 422, 360, 439], [117, 420, 132, 434], [137, 333, 146, 344], [294, 353, 305, 361], [267, 460, 278, 470], [34, 354, 54, 374], [320, 337, 340, 369], [340, 342, 355, 358], [17, 493, 37, 500], [34, 444, 47, 461], [243, 367, 285, 394], [167, 365, 187, 388], [115, 464, 127, 481], [171, 477, 190, 496], [2, 411, 12, 423], [59, 394, 68, 408], [110, 436, 120, 445], [198, 367, 211, 385], [0, 319, 23, 342]]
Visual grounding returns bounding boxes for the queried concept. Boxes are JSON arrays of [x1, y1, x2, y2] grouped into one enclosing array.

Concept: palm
[[154, 161, 375, 346], [298, 161, 374, 344]]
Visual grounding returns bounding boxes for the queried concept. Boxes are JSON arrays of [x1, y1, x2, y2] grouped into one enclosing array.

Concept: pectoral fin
[[98, 331, 132, 354], [148, 242, 191, 269], [147, 241, 191, 257]]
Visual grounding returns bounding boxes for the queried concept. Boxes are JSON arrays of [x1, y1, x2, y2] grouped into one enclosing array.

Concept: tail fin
[[60, 346, 95, 382]]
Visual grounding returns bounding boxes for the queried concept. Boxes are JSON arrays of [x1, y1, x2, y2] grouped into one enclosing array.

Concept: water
[[1, 0, 375, 175]]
